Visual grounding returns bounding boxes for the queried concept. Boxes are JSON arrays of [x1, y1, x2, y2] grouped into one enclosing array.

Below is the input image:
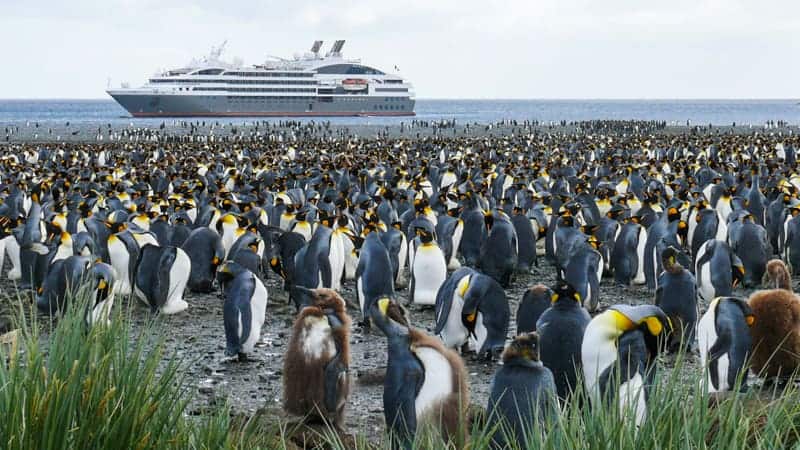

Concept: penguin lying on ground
[[133, 244, 191, 314], [371, 297, 469, 448], [655, 246, 697, 352], [748, 259, 800, 382], [434, 267, 510, 359], [536, 281, 591, 404], [697, 296, 754, 393], [486, 332, 558, 449], [582, 304, 671, 427], [283, 287, 351, 430], [516, 284, 553, 334], [217, 261, 268, 361]]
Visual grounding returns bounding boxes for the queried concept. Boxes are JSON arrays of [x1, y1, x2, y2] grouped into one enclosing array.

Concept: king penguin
[[536, 281, 591, 404], [409, 225, 447, 307], [355, 230, 395, 324], [486, 333, 558, 449], [283, 287, 351, 429], [582, 304, 671, 427], [370, 297, 469, 448], [516, 284, 553, 334], [695, 239, 745, 302], [655, 246, 697, 352], [181, 227, 225, 293], [217, 261, 268, 360], [133, 244, 191, 314], [434, 267, 510, 358], [697, 296, 754, 393]]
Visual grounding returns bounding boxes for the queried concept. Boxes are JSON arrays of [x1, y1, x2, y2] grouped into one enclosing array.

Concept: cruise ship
[[107, 40, 415, 117]]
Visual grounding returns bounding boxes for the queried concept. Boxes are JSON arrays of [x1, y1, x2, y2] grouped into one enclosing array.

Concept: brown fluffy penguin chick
[[748, 263, 800, 379], [283, 287, 352, 429], [408, 325, 470, 445], [764, 259, 793, 292]]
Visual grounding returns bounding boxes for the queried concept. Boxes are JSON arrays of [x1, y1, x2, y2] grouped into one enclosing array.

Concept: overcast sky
[[1, 0, 798, 99]]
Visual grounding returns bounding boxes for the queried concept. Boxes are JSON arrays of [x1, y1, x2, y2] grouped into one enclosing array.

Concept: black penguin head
[[550, 281, 581, 305], [607, 305, 673, 358], [661, 246, 684, 272], [90, 262, 114, 306], [216, 261, 248, 288], [502, 332, 540, 363], [732, 258, 746, 288], [415, 227, 434, 244]]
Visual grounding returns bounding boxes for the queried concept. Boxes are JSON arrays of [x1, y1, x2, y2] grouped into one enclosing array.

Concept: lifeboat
[[341, 78, 368, 91]]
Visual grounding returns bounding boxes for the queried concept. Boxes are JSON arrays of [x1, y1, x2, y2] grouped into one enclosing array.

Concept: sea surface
[[0, 99, 798, 126]]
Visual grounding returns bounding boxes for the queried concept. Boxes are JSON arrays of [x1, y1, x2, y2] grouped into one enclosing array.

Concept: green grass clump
[[0, 289, 273, 450]]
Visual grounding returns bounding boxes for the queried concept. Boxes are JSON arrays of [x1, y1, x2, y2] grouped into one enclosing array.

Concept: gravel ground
[[3, 250, 774, 442]]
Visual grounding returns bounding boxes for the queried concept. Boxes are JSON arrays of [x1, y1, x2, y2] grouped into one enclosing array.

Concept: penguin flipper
[[323, 353, 347, 417], [708, 332, 731, 391], [319, 257, 333, 288], [155, 249, 177, 310]]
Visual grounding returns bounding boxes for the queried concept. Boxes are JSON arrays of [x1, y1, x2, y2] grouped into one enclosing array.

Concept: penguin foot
[[160, 299, 188, 315]]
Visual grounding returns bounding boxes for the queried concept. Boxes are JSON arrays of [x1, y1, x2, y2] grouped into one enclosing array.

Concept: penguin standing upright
[[355, 230, 395, 323], [479, 210, 518, 287], [695, 239, 745, 302], [582, 305, 671, 427], [562, 238, 603, 312], [655, 246, 697, 352], [283, 287, 351, 429], [511, 207, 538, 273], [292, 225, 335, 297], [536, 282, 591, 403], [133, 244, 191, 314], [610, 218, 647, 286], [728, 214, 771, 288], [747, 259, 800, 381], [106, 228, 140, 295], [434, 267, 510, 358], [409, 226, 447, 306], [217, 261, 268, 360], [697, 296, 754, 393], [370, 298, 469, 448], [380, 223, 409, 289], [486, 333, 558, 449], [516, 284, 553, 334]]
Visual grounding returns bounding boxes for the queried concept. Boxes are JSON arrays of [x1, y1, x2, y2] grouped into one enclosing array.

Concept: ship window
[[315, 64, 384, 75], [196, 69, 225, 75]]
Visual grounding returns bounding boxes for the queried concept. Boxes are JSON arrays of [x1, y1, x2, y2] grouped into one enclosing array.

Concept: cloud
[[0, 0, 798, 98]]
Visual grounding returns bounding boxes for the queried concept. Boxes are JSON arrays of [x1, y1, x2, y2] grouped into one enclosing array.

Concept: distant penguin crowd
[[2, 123, 800, 447]]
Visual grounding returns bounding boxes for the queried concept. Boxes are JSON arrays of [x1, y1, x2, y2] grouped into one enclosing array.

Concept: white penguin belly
[[329, 231, 345, 291], [468, 312, 488, 353], [302, 316, 336, 361], [439, 291, 469, 349], [618, 373, 647, 428], [582, 326, 618, 403], [697, 302, 726, 392], [108, 238, 132, 295], [5, 236, 21, 280], [242, 277, 268, 353], [396, 235, 408, 288], [161, 248, 190, 314], [413, 346, 453, 420], [695, 243, 714, 302], [633, 226, 647, 285], [0, 235, 8, 279], [412, 246, 447, 305], [342, 238, 358, 281], [89, 293, 115, 327], [447, 222, 464, 270]]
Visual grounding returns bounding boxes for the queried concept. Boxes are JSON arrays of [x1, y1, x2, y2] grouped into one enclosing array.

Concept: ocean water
[[0, 99, 798, 126]]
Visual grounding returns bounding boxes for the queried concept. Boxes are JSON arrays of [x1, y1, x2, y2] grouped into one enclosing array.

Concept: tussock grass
[[2, 289, 800, 449]]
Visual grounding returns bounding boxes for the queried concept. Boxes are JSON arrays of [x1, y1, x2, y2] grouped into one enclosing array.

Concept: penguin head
[[661, 246, 684, 273], [550, 281, 581, 305], [90, 262, 115, 305], [605, 305, 672, 355], [371, 297, 410, 339], [290, 285, 346, 313], [216, 261, 249, 288], [501, 332, 541, 364], [415, 227, 434, 244]]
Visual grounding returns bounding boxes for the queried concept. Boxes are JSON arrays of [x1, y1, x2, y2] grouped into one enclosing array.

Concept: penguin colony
[[2, 123, 800, 446]]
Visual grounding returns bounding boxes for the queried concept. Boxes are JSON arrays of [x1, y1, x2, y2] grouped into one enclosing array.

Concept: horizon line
[[0, 97, 798, 102]]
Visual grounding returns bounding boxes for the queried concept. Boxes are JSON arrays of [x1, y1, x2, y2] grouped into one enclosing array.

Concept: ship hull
[[108, 93, 415, 118]]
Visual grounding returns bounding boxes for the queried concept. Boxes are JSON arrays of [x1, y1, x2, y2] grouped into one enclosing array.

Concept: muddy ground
[[0, 254, 776, 443]]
